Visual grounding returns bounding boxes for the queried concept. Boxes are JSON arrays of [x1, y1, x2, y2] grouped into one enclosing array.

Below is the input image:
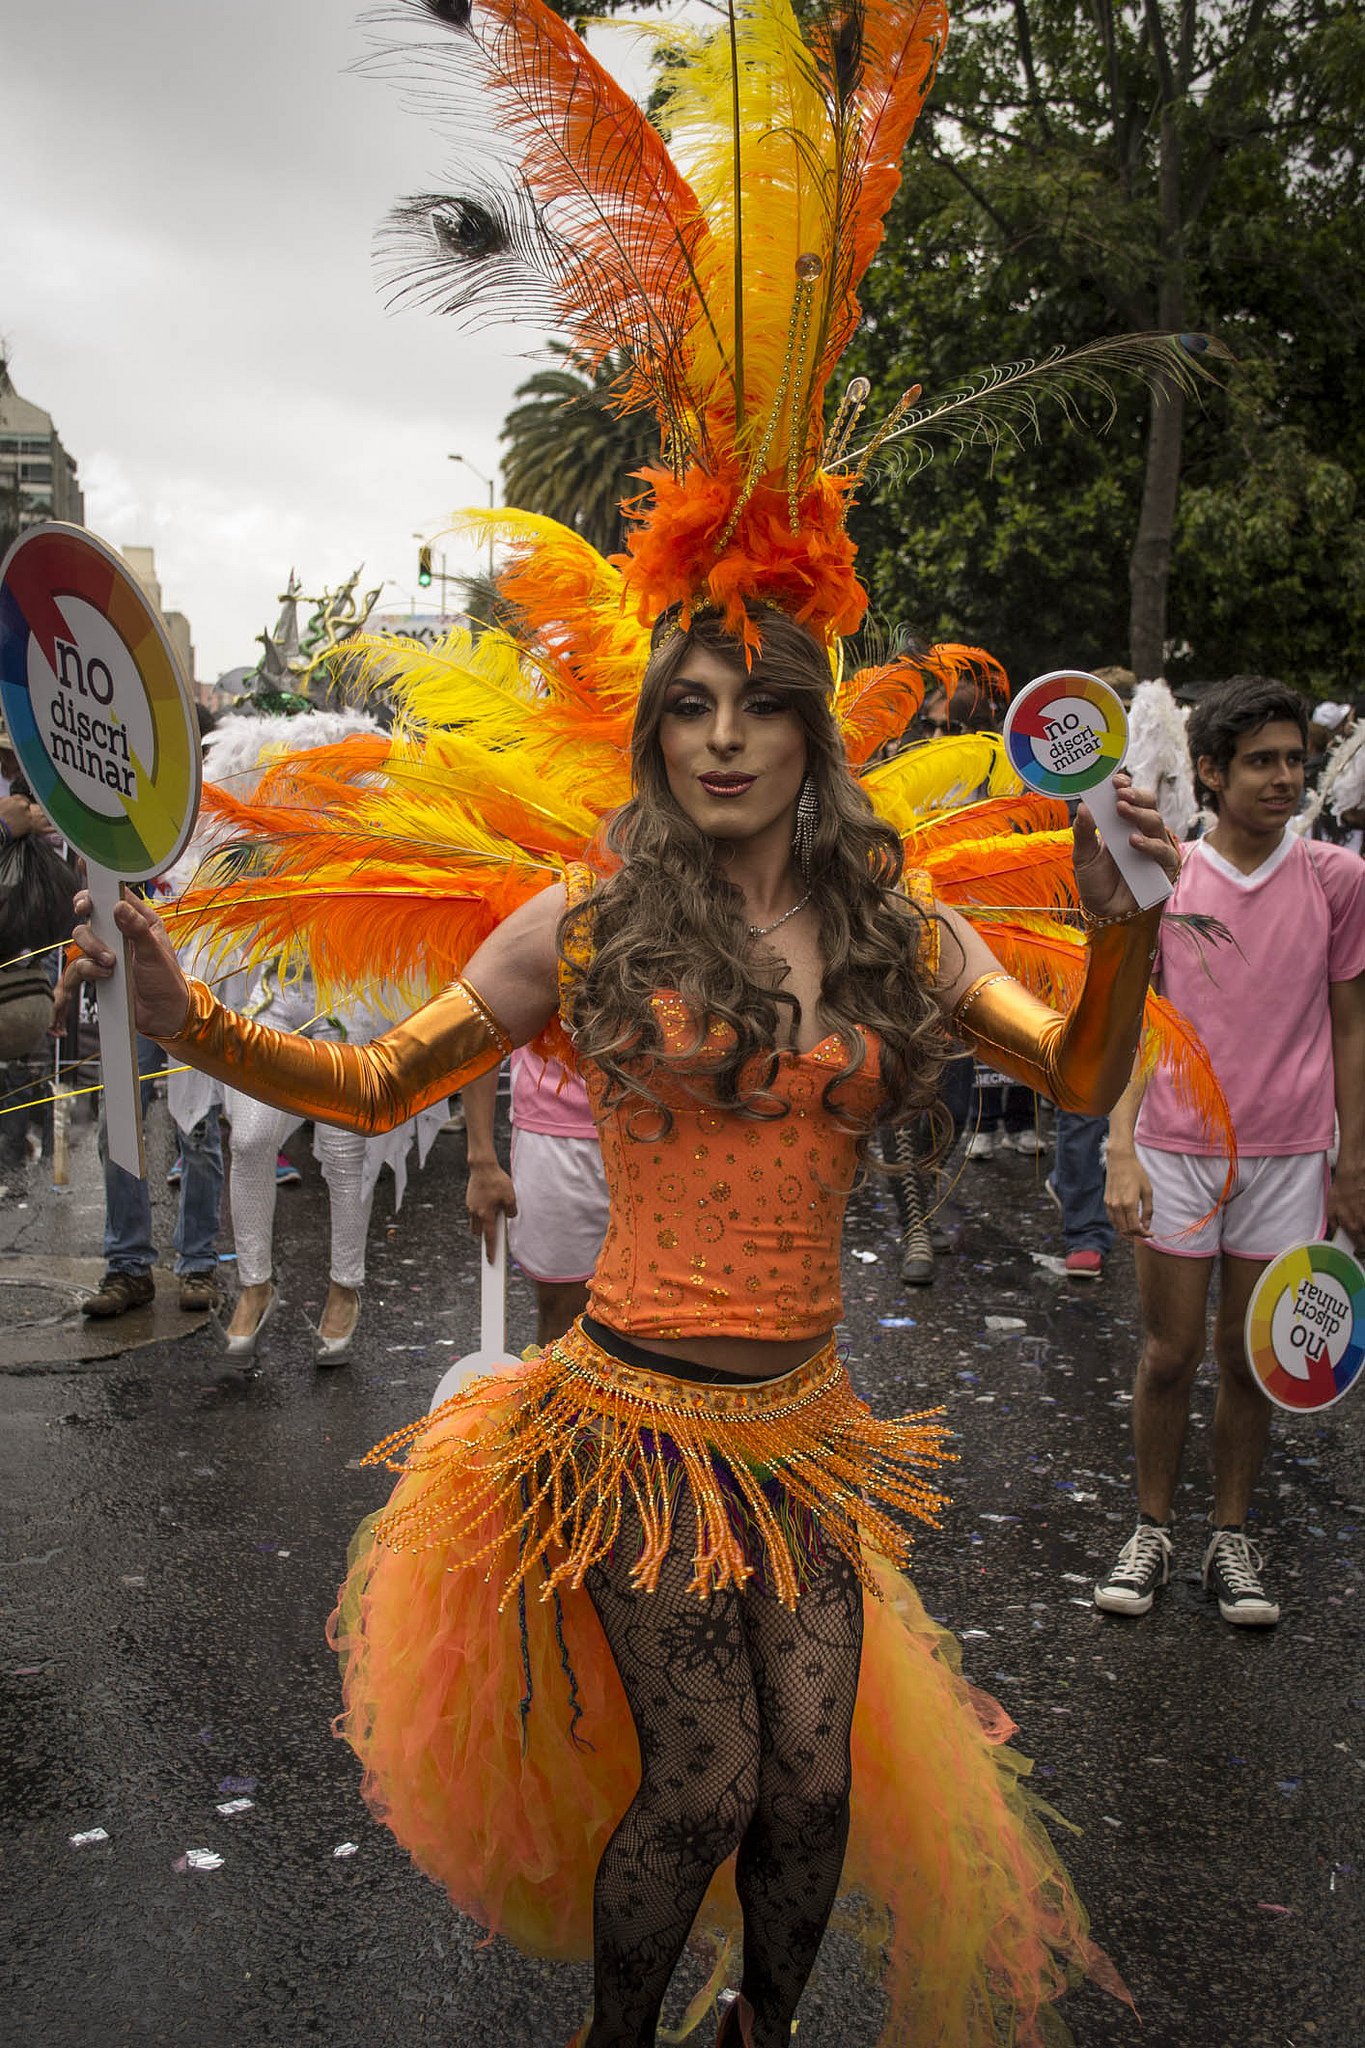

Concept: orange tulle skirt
[[329, 1329, 1126, 2046]]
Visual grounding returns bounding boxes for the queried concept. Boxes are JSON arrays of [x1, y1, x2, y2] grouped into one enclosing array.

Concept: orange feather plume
[[808, 0, 949, 393], [390, 0, 709, 434], [920, 831, 1077, 912], [833, 658, 926, 766], [906, 792, 1070, 855], [618, 463, 864, 652]]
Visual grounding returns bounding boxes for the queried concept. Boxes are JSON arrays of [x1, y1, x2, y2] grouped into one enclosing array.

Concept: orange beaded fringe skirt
[[329, 1324, 1127, 2046], [359, 1320, 956, 1609]]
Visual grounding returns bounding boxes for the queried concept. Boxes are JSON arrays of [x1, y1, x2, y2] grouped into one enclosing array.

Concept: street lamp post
[[448, 452, 496, 580]]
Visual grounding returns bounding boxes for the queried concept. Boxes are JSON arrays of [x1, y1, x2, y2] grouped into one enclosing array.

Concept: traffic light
[[417, 544, 433, 588]]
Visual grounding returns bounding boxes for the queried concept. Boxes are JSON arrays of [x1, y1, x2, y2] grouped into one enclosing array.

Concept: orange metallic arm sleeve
[[160, 978, 512, 1136], [951, 908, 1161, 1116]]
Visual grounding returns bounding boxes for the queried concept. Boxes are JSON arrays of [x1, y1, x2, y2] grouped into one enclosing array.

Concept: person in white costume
[[187, 712, 450, 1363]]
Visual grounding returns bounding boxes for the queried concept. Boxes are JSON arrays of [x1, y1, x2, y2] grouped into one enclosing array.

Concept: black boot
[[888, 1125, 934, 1286]]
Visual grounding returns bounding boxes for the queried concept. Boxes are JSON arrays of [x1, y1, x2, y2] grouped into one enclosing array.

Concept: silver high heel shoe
[[221, 1285, 278, 1360], [311, 1291, 361, 1366]]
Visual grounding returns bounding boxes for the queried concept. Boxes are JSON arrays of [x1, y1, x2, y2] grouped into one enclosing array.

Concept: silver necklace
[[748, 892, 811, 938]]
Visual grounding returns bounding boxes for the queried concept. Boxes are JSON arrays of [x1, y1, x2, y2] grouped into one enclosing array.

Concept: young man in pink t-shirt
[[1098, 677, 1365, 1625], [463, 1050, 609, 1345]]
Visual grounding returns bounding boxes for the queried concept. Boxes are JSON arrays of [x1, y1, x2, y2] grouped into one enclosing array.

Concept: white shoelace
[[1206, 1529, 1266, 1594], [1113, 1523, 1171, 1582]]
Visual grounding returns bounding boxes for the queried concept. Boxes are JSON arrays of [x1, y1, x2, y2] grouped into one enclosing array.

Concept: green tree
[[846, 0, 1364, 690], [501, 344, 662, 556]]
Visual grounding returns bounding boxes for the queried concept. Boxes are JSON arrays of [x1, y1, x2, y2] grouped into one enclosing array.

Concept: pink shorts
[[1138, 1144, 1330, 1261], [507, 1128, 610, 1284]]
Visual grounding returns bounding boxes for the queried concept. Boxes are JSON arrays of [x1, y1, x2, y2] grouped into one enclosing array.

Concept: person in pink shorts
[[463, 1049, 609, 1344], [1099, 676, 1365, 1626]]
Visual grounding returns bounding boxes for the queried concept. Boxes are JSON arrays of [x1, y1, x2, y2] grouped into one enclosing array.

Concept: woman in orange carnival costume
[[71, 597, 1175, 2047]]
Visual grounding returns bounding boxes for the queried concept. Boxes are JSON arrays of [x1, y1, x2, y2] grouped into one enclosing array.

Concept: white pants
[[226, 977, 374, 1291], [228, 1090, 372, 1290], [508, 1128, 610, 1283]]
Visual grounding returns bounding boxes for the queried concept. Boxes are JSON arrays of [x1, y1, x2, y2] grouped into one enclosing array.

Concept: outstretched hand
[[1072, 773, 1179, 921], [70, 887, 192, 1041]]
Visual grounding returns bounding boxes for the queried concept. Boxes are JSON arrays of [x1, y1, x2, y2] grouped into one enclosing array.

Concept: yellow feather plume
[[861, 733, 1023, 834], [657, 0, 835, 456]]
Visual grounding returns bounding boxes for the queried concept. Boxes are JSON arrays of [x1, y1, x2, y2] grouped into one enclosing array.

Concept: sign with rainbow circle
[[1244, 1237, 1365, 1413], [1002, 669, 1172, 910], [0, 523, 202, 1179], [1002, 671, 1128, 798], [0, 524, 200, 880]]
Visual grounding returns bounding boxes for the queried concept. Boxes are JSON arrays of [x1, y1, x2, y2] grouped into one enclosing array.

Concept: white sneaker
[[1094, 1521, 1173, 1614], [1202, 1527, 1280, 1626], [1007, 1127, 1047, 1156], [965, 1127, 1001, 1161]]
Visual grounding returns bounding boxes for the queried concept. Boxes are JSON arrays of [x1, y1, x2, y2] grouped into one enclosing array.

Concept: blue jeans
[[101, 1036, 224, 1275], [1049, 1111, 1114, 1253]]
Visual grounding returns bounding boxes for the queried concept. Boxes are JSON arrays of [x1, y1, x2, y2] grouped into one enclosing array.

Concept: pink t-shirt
[[1138, 833, 1365, 1156], [510, 1049, 598, 1139]]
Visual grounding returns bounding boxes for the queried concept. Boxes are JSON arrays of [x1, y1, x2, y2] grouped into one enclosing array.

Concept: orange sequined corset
[[581, 1011, 883, 1342], [560, 863, 890, 1340]]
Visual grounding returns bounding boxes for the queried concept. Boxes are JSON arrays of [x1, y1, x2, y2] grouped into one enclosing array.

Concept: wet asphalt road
[[1, 1097, 1362, 2048]]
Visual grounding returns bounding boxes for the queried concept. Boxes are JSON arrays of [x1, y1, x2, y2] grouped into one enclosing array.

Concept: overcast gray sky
[[2, 0, 651, 680]]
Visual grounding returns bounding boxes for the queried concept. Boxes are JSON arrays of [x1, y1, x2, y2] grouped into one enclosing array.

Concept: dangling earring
[[792, 774, 820, 875]]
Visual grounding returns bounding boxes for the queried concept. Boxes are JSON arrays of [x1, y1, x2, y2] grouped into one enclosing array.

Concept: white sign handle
[[427, 1214, 511, 1414], [1084, 774, 1173, 911], [481, 1215, 507, 1356], [88, 865, 145, 1178]]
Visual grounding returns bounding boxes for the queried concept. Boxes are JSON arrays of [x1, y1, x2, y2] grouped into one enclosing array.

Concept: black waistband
[[580, 1315, 789, 1389]]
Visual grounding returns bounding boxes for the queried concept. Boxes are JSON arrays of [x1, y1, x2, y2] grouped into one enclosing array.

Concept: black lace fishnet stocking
[[583, 1509, 863, 2048], [734, 1552, 862, 2048]]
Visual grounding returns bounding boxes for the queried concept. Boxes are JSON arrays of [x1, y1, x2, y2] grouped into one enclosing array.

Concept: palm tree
[[452, 564, 521, 641], [500, 344, 660, 557]]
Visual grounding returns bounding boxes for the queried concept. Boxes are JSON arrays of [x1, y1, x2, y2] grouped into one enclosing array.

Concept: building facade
[[0, 383, 85, 534], [122, 546, 197, 694]]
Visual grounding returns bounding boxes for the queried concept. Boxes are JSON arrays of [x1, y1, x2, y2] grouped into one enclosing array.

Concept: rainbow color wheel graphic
[[0, 523, 199, 878], [1244, 1239, 1365, 1413], [1002, 672, 1128, 797]]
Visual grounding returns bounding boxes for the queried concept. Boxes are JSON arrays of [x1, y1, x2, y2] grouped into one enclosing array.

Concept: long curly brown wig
[[561, 607, 951, 1138]]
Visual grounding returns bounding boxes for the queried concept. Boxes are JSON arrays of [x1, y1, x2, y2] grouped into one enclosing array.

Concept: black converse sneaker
[[1094, 1518, 1173, 1614], [1202, 1526, 1280, 1626]]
